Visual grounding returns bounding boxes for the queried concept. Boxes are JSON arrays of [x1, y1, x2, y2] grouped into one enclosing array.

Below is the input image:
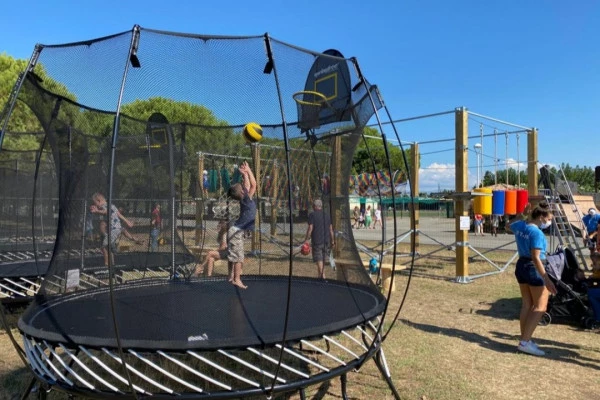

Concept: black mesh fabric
[[0, 144, 58, 275], [4, 27, 386, 351]]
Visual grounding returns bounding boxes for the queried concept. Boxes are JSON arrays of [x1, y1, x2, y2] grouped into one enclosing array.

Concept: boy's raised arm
[[240, 161, 257, 198]]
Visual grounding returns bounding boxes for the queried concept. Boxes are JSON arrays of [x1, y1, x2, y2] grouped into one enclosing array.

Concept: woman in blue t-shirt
[[507, 201, 557, 357]]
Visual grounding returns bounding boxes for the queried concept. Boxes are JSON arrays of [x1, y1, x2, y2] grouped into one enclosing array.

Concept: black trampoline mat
[[0, 259, 50, 278], [0, 251, 195, 278], [19, 276, 386, 351], [0, 240, 55, 253]]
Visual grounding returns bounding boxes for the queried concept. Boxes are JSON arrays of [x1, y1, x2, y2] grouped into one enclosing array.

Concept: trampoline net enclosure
[[1, 26, 397, 398], [0, 144, 58, 300]]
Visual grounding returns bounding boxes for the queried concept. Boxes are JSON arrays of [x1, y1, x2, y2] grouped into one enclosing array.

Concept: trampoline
[[0, 147, 58, 303], [1, 26, 409, 399], [20, 276, 385, 350], [0, 258, 49, 304], [0, 248, 193, 302]]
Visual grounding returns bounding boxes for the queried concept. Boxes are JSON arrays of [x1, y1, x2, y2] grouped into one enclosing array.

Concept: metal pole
[[494, 129, 498, 186], [505, 132, 509, 185], [476, 149, 480, 187], [468, 110, 533, 131], [480, 125, 484, 186]]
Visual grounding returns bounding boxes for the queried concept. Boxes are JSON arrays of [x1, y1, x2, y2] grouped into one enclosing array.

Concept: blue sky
[[1, 1, 599, 191]]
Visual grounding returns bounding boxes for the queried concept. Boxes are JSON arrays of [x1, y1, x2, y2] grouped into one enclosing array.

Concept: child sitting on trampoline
[[194, 220, 228, 277], [226, 161, 256, 289]]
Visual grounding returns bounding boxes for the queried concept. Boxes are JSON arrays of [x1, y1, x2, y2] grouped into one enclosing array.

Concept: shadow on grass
[[308, 380, 332, 400], [490, 330, 600, 370], [397, 268, 454, 281], [0, 366, 35, 400], [474, 297, 521, 320], [401, 318, 600, 371], [400, 318, 516, 354], [476, 297, 593, 327]]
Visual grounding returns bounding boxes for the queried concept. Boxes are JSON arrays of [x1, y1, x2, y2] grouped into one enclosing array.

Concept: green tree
[[1, 53, 79, 153], [121, 97, 241, 157], [561, 163, 595, 192], [0, 54, 41, 135], [352, 127, 408, 179], [480, 164, 597, 193], [481, 168, 527, 188]]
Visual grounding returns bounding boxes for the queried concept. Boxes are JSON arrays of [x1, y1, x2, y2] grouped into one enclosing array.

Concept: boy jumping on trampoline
[[90, 192, 133, 267], [226, 161, 256, 289]]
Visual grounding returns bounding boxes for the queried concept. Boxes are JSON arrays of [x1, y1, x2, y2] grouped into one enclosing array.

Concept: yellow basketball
[[243, 122, 263, 143]]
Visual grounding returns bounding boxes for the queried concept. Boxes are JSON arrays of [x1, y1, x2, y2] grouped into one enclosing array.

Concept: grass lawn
[[1, 246, 599, 399]]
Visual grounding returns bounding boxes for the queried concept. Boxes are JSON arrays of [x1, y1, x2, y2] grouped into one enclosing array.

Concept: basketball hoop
[[293, 90, 331, 131], [293, 90, 329, 106]]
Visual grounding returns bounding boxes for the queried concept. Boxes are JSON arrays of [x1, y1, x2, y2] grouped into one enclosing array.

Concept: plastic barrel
[[516, 189, 529, 213], [473, 188, 492, 215], [492, 190, 506, 215], [504, 190, 517, 215]]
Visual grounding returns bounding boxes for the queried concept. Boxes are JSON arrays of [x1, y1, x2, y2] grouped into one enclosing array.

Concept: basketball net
[[293, 90, 332, 132]]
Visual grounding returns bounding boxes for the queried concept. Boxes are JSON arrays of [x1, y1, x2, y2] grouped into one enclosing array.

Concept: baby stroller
[[539, 246, 596, 329]]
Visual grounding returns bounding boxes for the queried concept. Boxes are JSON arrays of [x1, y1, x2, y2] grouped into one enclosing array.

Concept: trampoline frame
[[21, 318, 391, 399]]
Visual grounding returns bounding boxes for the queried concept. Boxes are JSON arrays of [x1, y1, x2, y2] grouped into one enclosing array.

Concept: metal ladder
[[544, 168, 589, 270]]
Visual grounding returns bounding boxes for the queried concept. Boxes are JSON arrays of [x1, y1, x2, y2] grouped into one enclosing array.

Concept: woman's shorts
[[515, 258, 544, 286]]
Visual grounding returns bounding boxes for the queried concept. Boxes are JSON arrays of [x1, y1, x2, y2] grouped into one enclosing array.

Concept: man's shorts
[[312, 244, 328, 263], [227, 226, 244, 263], [515, 257, 544, 286]]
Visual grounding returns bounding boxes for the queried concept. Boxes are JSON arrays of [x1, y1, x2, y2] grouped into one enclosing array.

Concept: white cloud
[[418, 162, 461, 193], [418, 159, 529, 193]]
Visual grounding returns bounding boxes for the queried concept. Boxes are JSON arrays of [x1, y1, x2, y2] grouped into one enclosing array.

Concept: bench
[[118, 243, 132, 252]]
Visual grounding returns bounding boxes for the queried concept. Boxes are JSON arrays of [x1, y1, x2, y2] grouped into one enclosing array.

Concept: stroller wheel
[[583, 317, 598, 330], [539, 312, 551, 326]]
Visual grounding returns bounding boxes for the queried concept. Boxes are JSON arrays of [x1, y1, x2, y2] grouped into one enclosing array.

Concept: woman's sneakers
[[517, 340, 545, 356]]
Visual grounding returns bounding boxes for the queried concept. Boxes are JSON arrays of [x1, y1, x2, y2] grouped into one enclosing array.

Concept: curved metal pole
[[262, 32, 295, 396], [381, 102, 418, 341], [351, 59, 406, 369], [106, 24, 142, 400]]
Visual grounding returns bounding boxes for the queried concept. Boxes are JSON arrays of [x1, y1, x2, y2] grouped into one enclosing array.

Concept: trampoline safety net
[[0, 26, 398, 399]]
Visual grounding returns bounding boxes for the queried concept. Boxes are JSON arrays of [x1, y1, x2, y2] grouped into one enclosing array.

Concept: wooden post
[[270, 160, 279, 236], [527, 128, 538, 196], [331, 135, 342, 255], [410, 143, 420, 253], [300, 162, 309, 214], [195, 153, 204, 245], [455, 107, 470, 283], [252, 144, 261, 251]]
